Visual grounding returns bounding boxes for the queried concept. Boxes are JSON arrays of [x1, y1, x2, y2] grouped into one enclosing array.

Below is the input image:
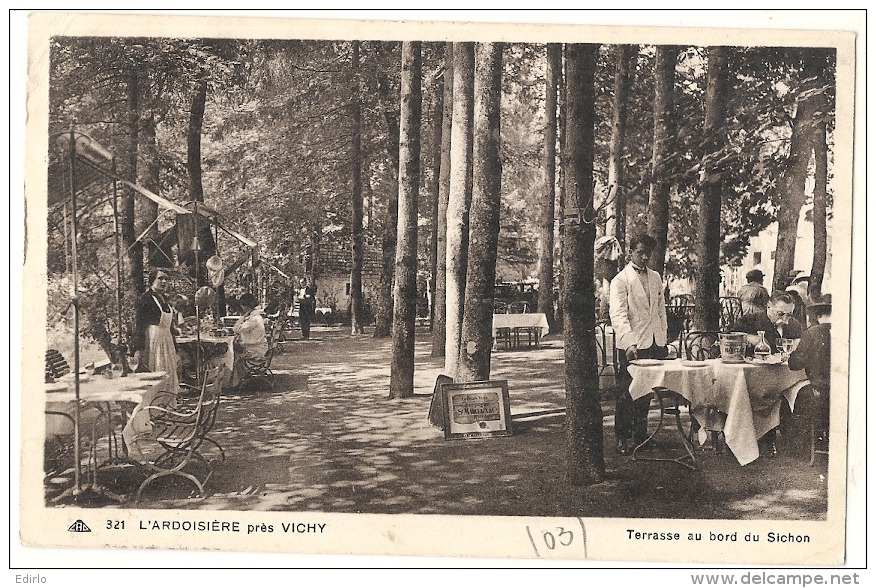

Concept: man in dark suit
[[731, 291, 804, 354], [297, 278, 317, 340], [731, 291, 804, 457], [786, 294, 832, 456]]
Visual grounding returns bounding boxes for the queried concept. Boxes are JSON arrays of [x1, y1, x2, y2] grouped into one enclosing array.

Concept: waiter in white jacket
[[609, 234, 669, 455]]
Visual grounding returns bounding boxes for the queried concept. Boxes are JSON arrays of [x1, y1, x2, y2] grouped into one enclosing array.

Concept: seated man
[[732, 291, 804, 354], [786, 294, 832, 456], [231, 293, 268, 385], [731, 291, 804, 457]]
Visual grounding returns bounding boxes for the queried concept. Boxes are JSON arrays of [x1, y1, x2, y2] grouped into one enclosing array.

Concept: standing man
[[609, 234, 669, 455], [737, 268, 770, 316], [297, 277, 316, 340]]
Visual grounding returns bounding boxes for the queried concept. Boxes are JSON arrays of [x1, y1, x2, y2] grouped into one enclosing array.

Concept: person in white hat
[[206, 255, 225, 288]]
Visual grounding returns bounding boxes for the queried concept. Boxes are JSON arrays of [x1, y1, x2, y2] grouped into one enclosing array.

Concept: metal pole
[[194, 201, 201, 382], [214, 218, 220, 327], [62, 202, 70, 273], [111, 158, 130, 376], [67, 127, 82, 493]]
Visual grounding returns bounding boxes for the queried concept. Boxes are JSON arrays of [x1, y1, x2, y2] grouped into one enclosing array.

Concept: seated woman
[[231, 293, 268, 385]]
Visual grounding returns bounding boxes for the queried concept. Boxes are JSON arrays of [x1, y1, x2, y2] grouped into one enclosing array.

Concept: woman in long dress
[[133, 270, 180, 392], [124, 269, 180, 459]]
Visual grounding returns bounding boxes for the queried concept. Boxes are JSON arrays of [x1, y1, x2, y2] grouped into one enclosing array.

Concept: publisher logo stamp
[[68, 519, 91, 532]]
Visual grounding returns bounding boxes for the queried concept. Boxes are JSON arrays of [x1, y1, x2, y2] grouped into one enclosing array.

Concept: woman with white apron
[[124, 269, 180, 460]]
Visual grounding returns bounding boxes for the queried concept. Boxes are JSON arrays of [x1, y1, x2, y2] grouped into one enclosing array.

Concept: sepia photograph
[[12, 9, 865, 572]]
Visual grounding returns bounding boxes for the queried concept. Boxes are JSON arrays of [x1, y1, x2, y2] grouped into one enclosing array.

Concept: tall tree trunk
[[138, 109, 167, 307], [431, 42, 454, 358], [693, 47, 729, 332], [427, 47, 446, 333], [646, 45, 677, 277], [606, 44, 635, 248], [773, 54, 821, 293], [809, 66, 829, 300], [389, 41, 421, 399], [554, 50, 567, 331], [121, 68, 141, 297], [350, 41, 366, 335], [188, 78, 207, 204], [187, 76, 215, 264], [373, 42, 401, 338], [600, 44, 635, 319], [457, 43, 502, 383], [537, 43, 560, 333], [444, 42, 475, 377], [563, 43, 604, 486]]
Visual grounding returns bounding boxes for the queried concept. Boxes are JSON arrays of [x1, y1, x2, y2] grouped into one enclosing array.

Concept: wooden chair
[[494, 327, 513, 350], [135, 365, 225, 502], [236, 335, 279, 392], [683, 331, 721, 361], [265, 305, 286, 355], [508, 301, 528, 314], [667, 297, 695, 342], [681, 330, 725, 452], [595, 321, 620, 391], [719, 296, 744, 332], [45, 349, 71, 381]]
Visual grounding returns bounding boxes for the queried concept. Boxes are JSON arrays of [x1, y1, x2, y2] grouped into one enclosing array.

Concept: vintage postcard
[[13, 10, 864, 571]]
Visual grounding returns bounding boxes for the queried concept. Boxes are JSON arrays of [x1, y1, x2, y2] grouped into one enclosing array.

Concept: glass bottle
[[754, 330, 771, 362]]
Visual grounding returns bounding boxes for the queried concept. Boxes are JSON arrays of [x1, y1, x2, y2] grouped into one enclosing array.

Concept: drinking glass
[[778, 338, 795, 361]]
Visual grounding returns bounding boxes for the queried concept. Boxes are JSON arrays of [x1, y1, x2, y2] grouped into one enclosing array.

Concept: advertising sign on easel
[[441, 380, 513, 440]]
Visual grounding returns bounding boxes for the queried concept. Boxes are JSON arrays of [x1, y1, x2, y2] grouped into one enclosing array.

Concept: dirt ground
[[47, 327, 829, 519]]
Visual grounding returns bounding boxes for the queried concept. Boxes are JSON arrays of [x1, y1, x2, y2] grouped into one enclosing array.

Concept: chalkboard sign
[[441, 380, 513, 440]]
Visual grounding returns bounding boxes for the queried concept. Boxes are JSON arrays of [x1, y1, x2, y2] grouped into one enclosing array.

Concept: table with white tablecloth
[[176, 335, 235, 384], [492, 313, 550, 349], [628, 359, 809, 465], [45, 372, 171, 436]]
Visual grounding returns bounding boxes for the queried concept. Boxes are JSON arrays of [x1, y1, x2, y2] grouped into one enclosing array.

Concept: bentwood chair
[[681, 330, 725, 452], [719, 297, 744, 333], [683, 331, 721, 361], [595, 320, 620, 392]]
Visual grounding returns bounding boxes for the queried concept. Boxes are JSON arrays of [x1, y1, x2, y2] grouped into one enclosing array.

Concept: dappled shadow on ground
[[55, 329, 828, 519]]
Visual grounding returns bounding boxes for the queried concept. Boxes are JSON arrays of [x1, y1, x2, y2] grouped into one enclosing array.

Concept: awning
[[183, 201, 258, 249], [121, 180, 192, 215], [48, 154, 192, 216]]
